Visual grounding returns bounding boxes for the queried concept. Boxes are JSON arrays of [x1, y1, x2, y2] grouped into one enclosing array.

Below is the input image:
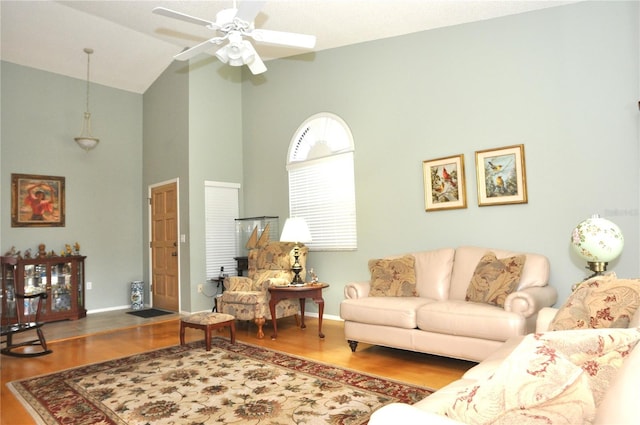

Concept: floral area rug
[[8, 337, 433, 424]]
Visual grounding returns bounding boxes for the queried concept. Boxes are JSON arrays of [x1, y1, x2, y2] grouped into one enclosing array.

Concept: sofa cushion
[[340, 297, 435, 328], [252, 269, 292, 291], [412, 248, 456, 300], [538, 328, 640, 406], [368, 255, 417, 297], [442, 332, 591, 424], [441, 328, 640, 424], [550, 275, 640, 331], [448, 246, 550, 301], [465, 252, 525, 307], [416, 300, 526, 341]]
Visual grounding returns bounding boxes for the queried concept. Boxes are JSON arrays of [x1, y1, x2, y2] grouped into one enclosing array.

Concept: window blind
[[204, 181, 240, 278], [288, 152, 357, 251]]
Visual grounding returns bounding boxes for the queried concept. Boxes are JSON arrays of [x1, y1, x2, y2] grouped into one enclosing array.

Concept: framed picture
[[423, 154, 467, 212], [475, 144, 527, 206], [11, 173, 65, 227]]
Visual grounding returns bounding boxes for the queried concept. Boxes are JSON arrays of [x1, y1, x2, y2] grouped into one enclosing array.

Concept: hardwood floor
[[1, 312, 475, 425]]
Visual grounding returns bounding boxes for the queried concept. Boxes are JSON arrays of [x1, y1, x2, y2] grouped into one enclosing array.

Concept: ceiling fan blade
[[236, 0, 266, 23], [174, 38, 223, 61], [250, 29, 316, 49], [247, 52, 267, 75], [153, 7, 219, 29]]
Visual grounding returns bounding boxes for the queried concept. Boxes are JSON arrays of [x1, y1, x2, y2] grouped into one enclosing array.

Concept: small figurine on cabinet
[[38, 243, 46, 258], [73, 242, 81, 255], [23, 248, 32, 259], [3, 246, 20, 258]]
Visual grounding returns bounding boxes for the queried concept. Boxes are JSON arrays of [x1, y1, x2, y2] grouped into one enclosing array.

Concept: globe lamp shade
[[571, 215, 623, 276]]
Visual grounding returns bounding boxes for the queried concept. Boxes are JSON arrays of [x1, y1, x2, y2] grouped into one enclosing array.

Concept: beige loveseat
[[369, 307, 640, 425], [340, 246, 557, 362]]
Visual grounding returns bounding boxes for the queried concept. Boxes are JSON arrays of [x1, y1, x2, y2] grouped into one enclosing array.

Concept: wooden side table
[[268, 283, 329, 340]]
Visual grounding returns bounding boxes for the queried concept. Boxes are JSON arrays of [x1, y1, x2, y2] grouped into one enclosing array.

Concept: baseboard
[[87, 306, 343, 322], [301, 312, 343, 322], [86, 305, 132, 315]]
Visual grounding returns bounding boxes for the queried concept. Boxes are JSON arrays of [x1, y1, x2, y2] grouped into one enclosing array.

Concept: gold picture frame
[[475, 144, 527, 206], [423, 154, 467, 212], [11, 173, 65, 227]]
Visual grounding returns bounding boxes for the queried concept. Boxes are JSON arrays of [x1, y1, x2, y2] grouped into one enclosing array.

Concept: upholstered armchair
[[219, 241, 308, 338]]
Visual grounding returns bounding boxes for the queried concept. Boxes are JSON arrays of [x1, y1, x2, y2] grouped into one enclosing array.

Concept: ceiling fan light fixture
[[154, 4, 315, 76], [226, 41, 248, 66], [215, 45, 230, 64], [215, 39, 256, 67], [74, 48, 99, 151]]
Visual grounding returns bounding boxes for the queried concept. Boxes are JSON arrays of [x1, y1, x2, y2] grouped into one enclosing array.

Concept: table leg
[[299, 298, 306, 329], [269, 298, 278, 340], [316, 297, 325, 339]]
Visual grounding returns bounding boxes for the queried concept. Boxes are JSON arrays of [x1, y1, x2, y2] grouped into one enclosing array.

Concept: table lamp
[[570, 214, 624, 279], [280, 217, 312, 286]]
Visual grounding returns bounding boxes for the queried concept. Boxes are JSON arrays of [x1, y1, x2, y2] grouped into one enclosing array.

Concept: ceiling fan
[[153, 1, 316, 75]]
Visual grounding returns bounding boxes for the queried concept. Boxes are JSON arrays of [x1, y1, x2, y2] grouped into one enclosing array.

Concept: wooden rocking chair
[[1, 292, 52, 357]]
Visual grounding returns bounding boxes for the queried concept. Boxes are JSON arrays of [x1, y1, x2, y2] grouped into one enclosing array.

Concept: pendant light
[[74, 48, 99, 151]]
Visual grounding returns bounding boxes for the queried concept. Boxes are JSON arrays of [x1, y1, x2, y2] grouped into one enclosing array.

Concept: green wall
[[186, 58, 243, 312], [1, 62, 143, 311], [142, 57, 243, 312], [142, 60, 190, 310], [2, 1, 638, 318], [240, 1, 640, 314]]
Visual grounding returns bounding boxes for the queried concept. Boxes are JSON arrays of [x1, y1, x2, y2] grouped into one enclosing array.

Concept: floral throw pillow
[[368, 255, 417, 297], [538, 328, 640, 406], [442, 328, 640, 425], [251, 270, 292, 291], [550, 275, 640, 331], [465, 252, 526, 307]]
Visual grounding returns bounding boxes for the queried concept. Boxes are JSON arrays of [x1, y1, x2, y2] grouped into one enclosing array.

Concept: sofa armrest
[[344, 281, 371, 299], [535, 307, 559, 332], [369, 403, 464, 425], [224, 276, 253, 291], [503, 285, 558, 318]]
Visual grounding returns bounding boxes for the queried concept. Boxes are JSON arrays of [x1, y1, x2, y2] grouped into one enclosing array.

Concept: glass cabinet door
[[3, 263, 17, 320], [77, 261, 84, 309], [23, 263, 47, 315], [51, 262, 72, 313]]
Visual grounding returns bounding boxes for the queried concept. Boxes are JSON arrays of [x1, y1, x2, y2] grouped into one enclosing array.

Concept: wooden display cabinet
[[1, 255, 87, 325]]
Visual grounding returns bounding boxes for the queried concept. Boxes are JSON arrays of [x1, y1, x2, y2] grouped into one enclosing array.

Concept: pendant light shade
[[74, 48, 99, 151]]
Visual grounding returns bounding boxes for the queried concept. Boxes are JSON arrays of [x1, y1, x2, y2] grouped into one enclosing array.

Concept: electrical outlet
[[197, 284, 203, 294], [86, 281, 92, 290]]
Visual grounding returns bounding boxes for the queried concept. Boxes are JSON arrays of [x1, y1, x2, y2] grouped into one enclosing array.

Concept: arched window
[[287, 113, 357, 251]]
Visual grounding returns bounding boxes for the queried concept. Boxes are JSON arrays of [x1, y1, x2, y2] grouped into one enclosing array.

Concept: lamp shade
[[74, 136, 99, 151], [570, 215, 624, 263], [280, 217, 312, 243]]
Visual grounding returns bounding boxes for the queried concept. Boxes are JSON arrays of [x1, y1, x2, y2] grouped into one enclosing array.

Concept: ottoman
[[180, 312, 236, 350]]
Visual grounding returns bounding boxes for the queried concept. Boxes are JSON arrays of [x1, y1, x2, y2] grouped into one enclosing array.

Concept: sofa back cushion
[[368, 255, 417, 297], [449, 246, 550, 301], [411, 248, 456, 300]]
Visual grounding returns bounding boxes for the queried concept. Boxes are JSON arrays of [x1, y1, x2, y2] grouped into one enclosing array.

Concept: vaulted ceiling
[[0, 1, 575, 94]]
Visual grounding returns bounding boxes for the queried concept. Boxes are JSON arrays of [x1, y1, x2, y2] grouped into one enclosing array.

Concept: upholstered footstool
[[180, 312, 236, 350]]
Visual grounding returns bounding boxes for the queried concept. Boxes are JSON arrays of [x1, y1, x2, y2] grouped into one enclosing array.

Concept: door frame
[[148, 178, 181, 312]]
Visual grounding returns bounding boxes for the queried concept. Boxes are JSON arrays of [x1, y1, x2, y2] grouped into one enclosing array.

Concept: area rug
[[126, 308, 173, 318], [8, 337, 433, 424]]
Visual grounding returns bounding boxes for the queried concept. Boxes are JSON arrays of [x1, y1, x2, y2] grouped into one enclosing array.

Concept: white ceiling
[[0, 1, 575, 94]]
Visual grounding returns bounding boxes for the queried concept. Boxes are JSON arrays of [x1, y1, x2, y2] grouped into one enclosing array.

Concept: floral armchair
[[219, 241, 308, 338]]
